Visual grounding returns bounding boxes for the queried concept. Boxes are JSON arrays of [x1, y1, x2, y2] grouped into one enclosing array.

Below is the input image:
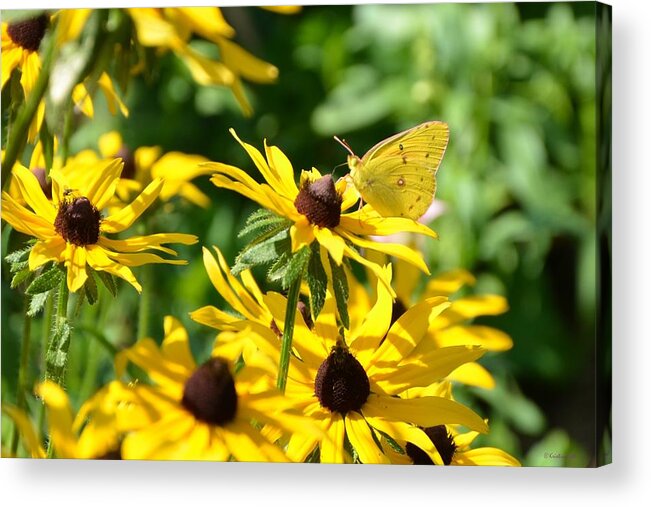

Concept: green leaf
[[9, 259, 29, 273], [25, 265, 64, 295], [281, 246, 310, 290], [4, 243, 33, 265], [328, 254, 350, 329], [232, 227, 290, 276], [84, 270, 99, 306], [96, 270, 118, 297], [306, 243, 328, 321], [238, 209, 290, 239], [27, 291, 51, 317], [11, 266, 33, 289], [267, 251, 292, 283]]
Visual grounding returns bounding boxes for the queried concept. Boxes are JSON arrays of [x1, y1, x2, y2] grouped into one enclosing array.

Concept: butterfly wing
[[352, 121, 449, 220]]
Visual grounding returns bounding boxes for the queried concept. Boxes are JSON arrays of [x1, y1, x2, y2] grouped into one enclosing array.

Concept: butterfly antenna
[[334, 136, 355, 157]]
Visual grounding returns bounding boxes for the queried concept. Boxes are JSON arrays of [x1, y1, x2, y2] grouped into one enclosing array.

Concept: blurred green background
[[1, 2, 609, 466]]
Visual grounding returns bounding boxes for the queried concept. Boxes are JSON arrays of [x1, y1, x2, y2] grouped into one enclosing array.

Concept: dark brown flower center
[[31, 167, 52, 199], [116, 145, 136, 180], [181, 357, 237, 426], [294, 174, 342, 228], [7, 15, 48, 52], [53, 196, 101, 246], [405, 425, 457, 465], [314, 343, 369, 414]]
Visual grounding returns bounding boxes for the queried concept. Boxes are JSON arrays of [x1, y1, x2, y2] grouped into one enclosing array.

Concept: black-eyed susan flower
[[242, 268, 490, 464], [1, 158, 197, 292], [1, 14, 48, 96], [111, 316, 321, 461], [97, 131, 214, 208], [205, 129, 440, 297]]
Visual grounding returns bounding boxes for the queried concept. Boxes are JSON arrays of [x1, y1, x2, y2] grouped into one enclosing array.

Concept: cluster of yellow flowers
[[2, 8, 519, 466]]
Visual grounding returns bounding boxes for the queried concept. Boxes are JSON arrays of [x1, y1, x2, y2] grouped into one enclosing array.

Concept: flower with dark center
[[53, 196, 101, 246], [405, 425, 457, 465], [294, 174, 342, 229], [181, 357, 238, 426], [7, 15, 48, 52], [314, 343, 370, 414]]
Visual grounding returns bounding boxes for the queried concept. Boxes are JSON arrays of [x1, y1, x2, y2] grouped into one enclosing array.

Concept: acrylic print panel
[[0, 2, 611, 467]]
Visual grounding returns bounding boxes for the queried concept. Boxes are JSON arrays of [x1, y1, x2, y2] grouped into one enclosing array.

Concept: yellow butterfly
[[336, 121, 449, 220]]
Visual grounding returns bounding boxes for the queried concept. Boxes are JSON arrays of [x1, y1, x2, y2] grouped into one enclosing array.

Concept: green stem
[[45, 277, 71, 458], [276, 277, 302, 392], [45, 276, 70, 386], [10, 295, 33, 456], [37, 294, 55, 435], [1, 28, 57, 191]]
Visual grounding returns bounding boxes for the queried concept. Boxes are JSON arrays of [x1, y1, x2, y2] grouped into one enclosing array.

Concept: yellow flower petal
[[424, 269, 476, 297], [263, 140, 299, 197], [28, 237, 65, 270], [98, 233, 196, 256], [367, 417, 444, 465], [320, 413, 346, 464], [345, 411, 390, 464], [339, 212, 438, 239], [369, 297, 449, 369], [12, 164, 57, 223], [64, 243, 88, 293], [85, 244, 141, 292], [340, 228, 431, 274], [372, 346, 485, 394], [173, 7, 235, 39], [161, 316, 197, 373], [348, 267, 393, 366], [35, 381, 78, 458], [217, 37, 278, 84], [447, 362, 496, 389], [98, 131, 123, 157], [364, 393, 489, 433], [1, 191, 54, 238], [80, 158, 124, 209], [313, 227, 346, 265], [101, 178, 164, 233], [1, 404, 46, 458], [128, 8, 180, 48], [97, 73, 129, 117], [453, 447, 521, 466], [289, 220, 315, 251], [434, 325, 513, 351]]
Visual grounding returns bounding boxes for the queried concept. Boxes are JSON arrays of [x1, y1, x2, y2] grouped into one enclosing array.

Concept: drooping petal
[[85, 244, 141, 292], [11, 164, 57, 223], [28, 237, 66, 270], [320, 413, 346, 464], [364, 393, 489, 433], [98, 233, 196, 256], [64, 243, 88, 293], [453, 447, 521, 466], [1, 192, 55, 238], [100, 178, 164, 233]]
